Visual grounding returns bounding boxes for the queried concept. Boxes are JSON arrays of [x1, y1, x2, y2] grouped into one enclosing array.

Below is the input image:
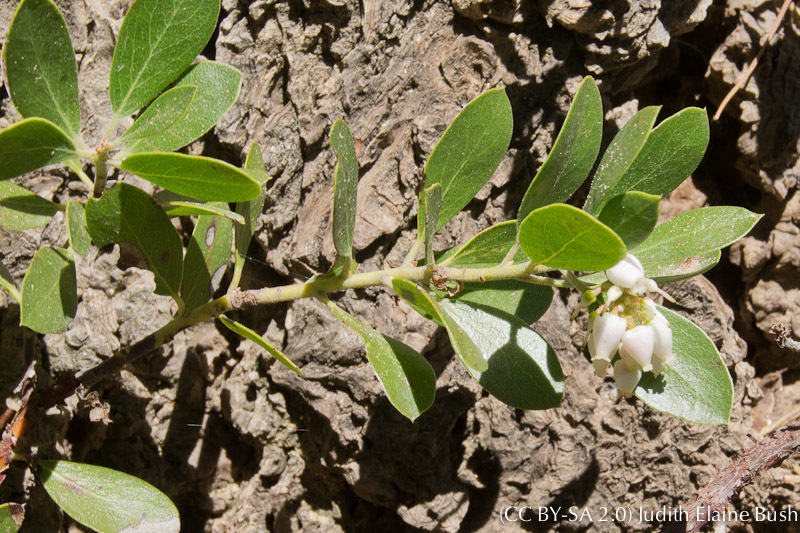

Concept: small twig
[[771, 323, 800, 352], [661, 428, 800, 533], [712, 0, 793, 121]]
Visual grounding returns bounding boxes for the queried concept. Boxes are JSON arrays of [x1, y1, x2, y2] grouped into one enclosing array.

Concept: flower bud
[[591, 313, 627, 361], [605, 254, 645, 289], [620, 324, 654, 372], [650, 312, 673, 360], [613, 359, 642, 397]]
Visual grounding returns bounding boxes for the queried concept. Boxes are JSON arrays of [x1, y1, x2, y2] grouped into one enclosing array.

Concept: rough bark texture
[[1, 0, 800, 531]]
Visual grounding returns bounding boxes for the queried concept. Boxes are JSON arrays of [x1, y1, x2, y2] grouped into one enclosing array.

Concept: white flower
[[613, 359, 642, 397], [589, 313, 627, 361], [650, 311, 673, 360], [605, 254, 645, 290], [620, 324, 654, 372]]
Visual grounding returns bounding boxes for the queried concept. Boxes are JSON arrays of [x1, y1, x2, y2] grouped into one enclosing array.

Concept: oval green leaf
[[425, 88, 512, 231], [120, 61, 243, 155], [0, 118, 78, 181], [232, 142, 268, 289], [392, 279, 488, 373], [438, 300, 563, 410], [218, 315, 302, 376], [440, 220, 527, 268], [0, 502, 24, 532], [634, 307, 733, 424], [38, 460, 179, 533], [20, 247, 76, 333], [120, 152, 261, 202], [110, 0, 220, 116], [159, 200, 245, 224], [0, 181, 60, 230], [85, 183, 183, 302], [596, 191, 660, 249], [118, 85, 198, 149], [328, 302, 435, 421], [330, 119, 358, 258], [584, 106, 661, 213], [518, 203, 626, 271], [518, 76, 602, 223], [632, 206, 761, 279], [182, 213, 232, 310], [595, 108, 709, 211], [3, 0, 82, 142], [66, 201, 91, 256]]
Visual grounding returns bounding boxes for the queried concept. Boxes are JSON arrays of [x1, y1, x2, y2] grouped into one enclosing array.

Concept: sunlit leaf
[[418, 184, 442, 266], [635, 307, 732, 424], [518, 76, 602, 223], [518, 203, 626, 271], [110, 0, 220, 116], [120, 61, 243, 155], [596, 191, 660, 249], [66, 201, 91, 256], [85, 183, 183, 302], [425, 88, 512, 231], [39, 460, 179, 533], [0, 118, 78, 180], [20, 247, 76, 333], [330, 119, 358, 259], [592, 108, 709, 212], [232, 142, 268, 289], [0, 502, 24, 532], [3, 0, 82, 142], [120, 152, 261, 202], [328, 302, 435, 421], [440, 221, 527, 268], [632, 207, 761, 279], [584, 106, 661, 213], [0, 181, 60, 230], [219, 315, 302, 375], [118, 85, 197, 151]]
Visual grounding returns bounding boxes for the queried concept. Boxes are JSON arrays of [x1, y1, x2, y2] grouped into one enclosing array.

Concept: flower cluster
[[586, 254, 675, 396]]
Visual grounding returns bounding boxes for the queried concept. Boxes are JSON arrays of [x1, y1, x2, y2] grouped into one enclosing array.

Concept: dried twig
[[712, 0, 793, 121], [771, 323, 800, 352], [661, 428, 800, 532]]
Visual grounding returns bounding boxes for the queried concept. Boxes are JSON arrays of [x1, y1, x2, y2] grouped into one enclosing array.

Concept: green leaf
[[0, 118, 78, 180], [85, 183, 183, 302], [110, 0, 220, 116], [583, 106, 661, 214], [0, 502, 24, 532], [425, 88, 512, 231], [392, 279, 488, 373], [66, 201, 91, 256], [232, 142, 268, 289], [119, 61, 243, 155], [596, 191, 660, 249], [218, 315, 302, 375], [593, 108, 710, 212], [38, 460, 180, 533], [418, 184, 442, 266], [3, 0, 81, 142], [440, 221, 527, 268], [635, 307, 733, 424], [330, 119, 359, 259], [0, 257, 19, 302], [632, 207, 761, 280], [453, 281, 553, 325], [518, 77, 602, 223], [20, 247, 76, 333], [159, 200, 245, 224], [120, 152, 261, 202], [518, 203, 626, 271], [0, 181, 60, 230], [438, 300, 563, 409], [118, 85, 197, 151], [328, 302, 435, 421], [182, 213, 232, 310]]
